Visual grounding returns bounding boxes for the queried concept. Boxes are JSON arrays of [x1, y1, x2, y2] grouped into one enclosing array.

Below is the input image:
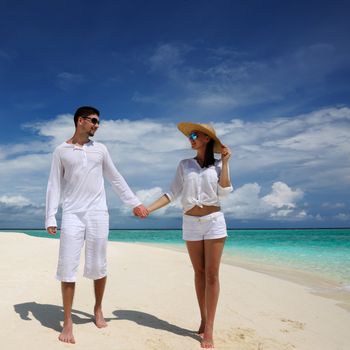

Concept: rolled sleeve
[[165, 161, 184, 202], [45, 216, 57, 230], [218, 183, 233, 197], [216, 160, 233, 197]]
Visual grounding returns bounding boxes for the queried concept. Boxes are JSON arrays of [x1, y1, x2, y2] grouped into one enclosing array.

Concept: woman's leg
[[186, 240, 206, 334], [202, 237, 226, 348]]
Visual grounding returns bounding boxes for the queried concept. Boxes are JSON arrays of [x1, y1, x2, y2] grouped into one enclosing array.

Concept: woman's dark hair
[[203, 138, 215, 168], [74, 106, 100, 127]]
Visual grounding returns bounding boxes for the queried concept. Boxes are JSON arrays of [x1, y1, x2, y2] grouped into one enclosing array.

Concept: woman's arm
[[219, 145, 232, 188], [148, 161, 184, 214], [147, 194, 171, 213], [147, 160, 184, 214]]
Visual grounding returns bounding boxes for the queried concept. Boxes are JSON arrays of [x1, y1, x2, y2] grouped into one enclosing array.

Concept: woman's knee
[[194, 265, 205, 278], [205, 268, 219, 285]]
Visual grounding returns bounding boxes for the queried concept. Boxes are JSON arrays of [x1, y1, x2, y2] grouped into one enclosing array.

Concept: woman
[[147, 122, 233, 348]]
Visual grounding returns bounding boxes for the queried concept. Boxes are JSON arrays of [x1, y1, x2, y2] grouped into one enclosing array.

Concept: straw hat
[[177, 122, 223, 153]]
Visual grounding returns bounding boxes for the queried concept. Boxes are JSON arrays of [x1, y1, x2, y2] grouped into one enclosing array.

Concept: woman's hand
[[221, 145, 232, 163]]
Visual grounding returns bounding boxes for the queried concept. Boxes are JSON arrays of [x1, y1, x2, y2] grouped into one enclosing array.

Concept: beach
[[1, 232, 350, 349]]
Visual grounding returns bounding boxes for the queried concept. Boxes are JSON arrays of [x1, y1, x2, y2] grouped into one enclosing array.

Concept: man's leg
[[57, 212, 85, 343], [59, 282, 76, 343], [94, 276, 107, 328], [84, 211, 109, 328]]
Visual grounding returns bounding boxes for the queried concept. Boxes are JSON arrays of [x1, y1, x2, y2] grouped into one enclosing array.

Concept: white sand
[[1, 232, 350, 349]]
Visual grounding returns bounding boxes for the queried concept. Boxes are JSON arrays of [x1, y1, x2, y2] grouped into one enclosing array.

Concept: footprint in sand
[[280, 318, 305, 333], [218, 328, 295, 350]]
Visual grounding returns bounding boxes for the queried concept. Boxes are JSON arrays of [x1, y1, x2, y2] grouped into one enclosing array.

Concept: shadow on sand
[[13, 302, 94, 332], [13, 302, 201, 343], [113, 309, 201, 342]]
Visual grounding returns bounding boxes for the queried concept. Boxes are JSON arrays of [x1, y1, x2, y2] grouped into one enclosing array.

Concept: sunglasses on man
[[82, 116, 100, 125]]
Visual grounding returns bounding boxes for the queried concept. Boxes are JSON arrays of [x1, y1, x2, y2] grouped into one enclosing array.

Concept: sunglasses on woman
[[188, 132, 199, 141], [82, 116, 100, 125]]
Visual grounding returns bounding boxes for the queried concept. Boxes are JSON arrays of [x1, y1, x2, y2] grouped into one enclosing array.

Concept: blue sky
[[0, 0, 349, 228]]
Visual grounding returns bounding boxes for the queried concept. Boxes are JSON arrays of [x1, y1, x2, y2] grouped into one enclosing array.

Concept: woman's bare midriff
[[185, 205, 220, 217]]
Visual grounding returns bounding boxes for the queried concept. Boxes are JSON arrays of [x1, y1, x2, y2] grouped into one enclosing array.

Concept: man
[[45, 106, 148, 344]]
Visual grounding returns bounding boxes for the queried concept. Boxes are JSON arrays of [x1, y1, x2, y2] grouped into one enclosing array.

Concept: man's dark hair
[[203, 139, 215, 168], [74, 106, 100, 127]]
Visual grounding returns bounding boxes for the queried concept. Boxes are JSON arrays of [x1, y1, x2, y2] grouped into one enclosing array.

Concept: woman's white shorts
[[182, 211, 228, 241], [56, 211, 109, 282]]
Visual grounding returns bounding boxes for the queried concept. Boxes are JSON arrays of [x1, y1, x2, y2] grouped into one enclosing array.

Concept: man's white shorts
[[182, 211, 228, 241], [56, 211, 109, 282]]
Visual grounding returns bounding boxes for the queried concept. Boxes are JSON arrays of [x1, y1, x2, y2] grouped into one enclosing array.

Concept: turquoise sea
[[2, 228, 350, 288]]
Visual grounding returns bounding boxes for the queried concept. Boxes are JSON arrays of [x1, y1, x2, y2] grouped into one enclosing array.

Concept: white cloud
[[334, 213, 350, 221], [322, 202, 346, 209], [123, 181, 305, 221], [19, 106, 349, 191], [0, 106, 349, 226], [315, 214, 324, 221], [222, 181, 305, 220], [0, 195, 32, 207], [262, 182, 303, 209], [137, 43, 350, 115], [195, 93, 237, 108], [137, 187, 180, 216], [0, 153, 51, 174], [28, 114, 74, 146]]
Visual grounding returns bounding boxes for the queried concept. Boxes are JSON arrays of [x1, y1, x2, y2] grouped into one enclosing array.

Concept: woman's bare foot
[[201, 325, 214, 348], [59, 319, 75, 344], [94, 306, 107, 328], [198, 319, 206, 337]]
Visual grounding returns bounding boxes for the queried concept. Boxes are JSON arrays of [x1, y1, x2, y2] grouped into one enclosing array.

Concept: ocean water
[[2, 228, 350, 286]]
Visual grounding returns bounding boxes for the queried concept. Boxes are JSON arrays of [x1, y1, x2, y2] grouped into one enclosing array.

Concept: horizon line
[[1, 227, 349, 231]]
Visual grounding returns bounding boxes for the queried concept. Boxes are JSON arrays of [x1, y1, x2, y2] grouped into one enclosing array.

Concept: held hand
[[133, 204, 149, 219], [221, 145, 232, 163], [47, 226, 57, 235]]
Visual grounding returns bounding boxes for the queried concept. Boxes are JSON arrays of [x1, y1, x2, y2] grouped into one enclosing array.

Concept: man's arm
[[45, 149, 63, 234], [47, 226, 57, 235], [102, 145, 148, 218]]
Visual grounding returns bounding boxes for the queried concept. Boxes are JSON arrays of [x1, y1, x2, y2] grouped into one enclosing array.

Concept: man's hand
[[47, 226, 57, 235], [133, 204, 149, 219]]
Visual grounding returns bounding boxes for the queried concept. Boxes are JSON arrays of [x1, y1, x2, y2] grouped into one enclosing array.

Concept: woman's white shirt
[[166, 158, 233, 212]]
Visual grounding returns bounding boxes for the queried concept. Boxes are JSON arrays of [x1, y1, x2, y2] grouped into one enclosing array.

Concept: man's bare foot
[[201, 325, 214, 348], [59, 319, 75, 344], [94, 306, 107, 328], [198, 319, 206, 336]]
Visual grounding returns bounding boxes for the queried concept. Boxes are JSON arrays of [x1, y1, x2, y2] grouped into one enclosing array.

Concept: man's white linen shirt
[[45, 141, 141, 229], [166, 158, 233, 212]]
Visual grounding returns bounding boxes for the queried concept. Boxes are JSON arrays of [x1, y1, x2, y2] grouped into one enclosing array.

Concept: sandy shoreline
[[137, 241, 350, 312], [1, 232, 350, 349]]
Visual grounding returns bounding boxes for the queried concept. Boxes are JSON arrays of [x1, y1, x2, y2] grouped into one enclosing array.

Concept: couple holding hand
[[46, 106, 232, 348]]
